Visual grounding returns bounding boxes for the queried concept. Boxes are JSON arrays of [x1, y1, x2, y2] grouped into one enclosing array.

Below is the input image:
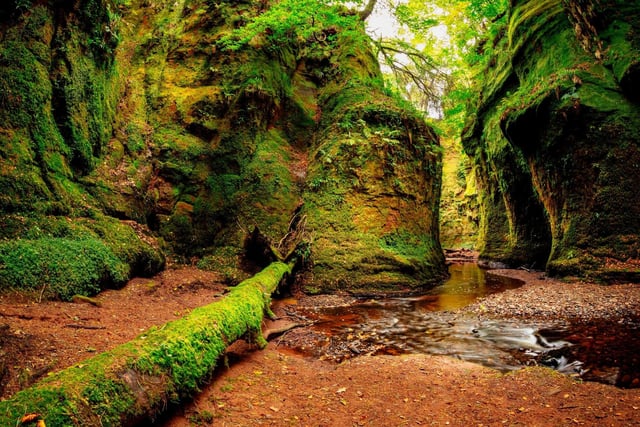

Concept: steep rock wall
[[0, 0, 165, 299], [136, 0, 447, 291], [0, 0, 446, 295], [463, 0, 640, 279]]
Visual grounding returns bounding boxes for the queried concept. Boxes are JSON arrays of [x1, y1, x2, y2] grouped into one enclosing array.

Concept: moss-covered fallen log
[[0, 262, 291, 426]]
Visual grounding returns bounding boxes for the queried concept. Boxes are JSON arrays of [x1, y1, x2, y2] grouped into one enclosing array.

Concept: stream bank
[[1, 265, 639, 425], [159, 266, 640, 426]]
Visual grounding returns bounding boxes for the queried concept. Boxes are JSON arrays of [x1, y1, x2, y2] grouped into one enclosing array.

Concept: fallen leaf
[[20, 414, 40, 424]]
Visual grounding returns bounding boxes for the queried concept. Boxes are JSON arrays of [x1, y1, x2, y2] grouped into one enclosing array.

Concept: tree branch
[[358, 0, 377, 21]]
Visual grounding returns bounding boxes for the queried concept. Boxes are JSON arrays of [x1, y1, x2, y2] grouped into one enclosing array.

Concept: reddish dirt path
[[161, 343, 640, 426]]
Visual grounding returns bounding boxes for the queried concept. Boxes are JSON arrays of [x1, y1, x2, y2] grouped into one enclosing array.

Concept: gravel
[[463, 269, 640, 324]]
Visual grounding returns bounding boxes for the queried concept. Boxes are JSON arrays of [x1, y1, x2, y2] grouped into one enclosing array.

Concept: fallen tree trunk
[[0, 261, 292, 426]]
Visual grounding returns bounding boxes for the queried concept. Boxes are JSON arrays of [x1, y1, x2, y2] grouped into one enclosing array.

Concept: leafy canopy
[[378, 0, 508, 128], [217, 0, 365, 51]]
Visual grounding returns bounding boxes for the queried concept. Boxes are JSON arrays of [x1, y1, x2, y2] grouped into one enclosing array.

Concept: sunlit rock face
[[122, 0, 446, 289], [0, 0, 446, 293], [301, 62, 446, 292], [463, 0, 640, 280]]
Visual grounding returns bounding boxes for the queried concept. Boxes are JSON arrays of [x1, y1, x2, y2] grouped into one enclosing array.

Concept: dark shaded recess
[[234, 90, 278, 127], [244, 226, 279, 269], [500, 160, 552, 268], [191, 97, 229, 120], [77, 0, 118, 66], [619, 61, 640, 102], [505, 90, 640, 263], [304, 57, 333, 86], [186, 122, 218, 141], [500, 97, 552, 158], [500, 100, 555, 262], [146, 212, 161, 232], [209, 135, 251, 173], [49, 10, 98, 176]]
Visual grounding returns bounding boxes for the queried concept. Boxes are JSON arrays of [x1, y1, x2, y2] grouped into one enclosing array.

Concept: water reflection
[[412, 263, 523, 311], [298, 263, 559, 371]]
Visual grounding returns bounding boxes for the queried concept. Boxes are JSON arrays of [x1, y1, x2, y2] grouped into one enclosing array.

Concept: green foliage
[[78, 0, 121, 65], [14, 0, 31, 11], [217, 0, 362, 52], [507, 0, 563, 50], [394, 3, 439, 31], [0, 237, 128, 300]]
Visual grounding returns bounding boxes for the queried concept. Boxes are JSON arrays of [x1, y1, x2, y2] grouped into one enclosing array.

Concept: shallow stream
[[285, 263, 640, 388]]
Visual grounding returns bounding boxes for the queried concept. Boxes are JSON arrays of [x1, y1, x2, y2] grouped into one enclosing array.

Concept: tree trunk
[[0, 262, 292, 426]]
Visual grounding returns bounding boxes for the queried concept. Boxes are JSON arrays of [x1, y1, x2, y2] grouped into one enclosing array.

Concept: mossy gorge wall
[[463, 0, 640, 280], [0, 0, 446, 296]]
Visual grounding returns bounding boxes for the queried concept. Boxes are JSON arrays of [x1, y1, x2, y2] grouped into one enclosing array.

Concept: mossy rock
[[0, 214, 164, 300], [464, 0, 640, 279]]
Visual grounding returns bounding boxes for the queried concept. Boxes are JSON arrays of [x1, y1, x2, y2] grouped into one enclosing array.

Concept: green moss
[[82, 216, 165, 276], [0, 214, 163, 298], [83, 377, 137, 424], [465, 0, 640, 278], [299, 40, 446, 292], [0, 237, 128, 300]]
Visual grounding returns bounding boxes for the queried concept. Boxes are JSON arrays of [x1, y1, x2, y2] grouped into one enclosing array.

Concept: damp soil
[[1, 261, 640, 426]]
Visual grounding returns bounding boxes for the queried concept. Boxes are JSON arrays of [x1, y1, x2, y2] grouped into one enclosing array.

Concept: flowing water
[[286, 263, 640, 388]]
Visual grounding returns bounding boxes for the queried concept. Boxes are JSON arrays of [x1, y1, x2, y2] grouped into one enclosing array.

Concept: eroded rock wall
[[0, 0, 165, 300], [0, 0, 446, 295], [464, 0, 640, 279]]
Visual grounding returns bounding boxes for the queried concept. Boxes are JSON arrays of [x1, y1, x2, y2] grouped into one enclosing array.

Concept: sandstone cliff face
[[463, 0, 640, 280], [0, 0, 446, 296], [0, 0, 165, 300]]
